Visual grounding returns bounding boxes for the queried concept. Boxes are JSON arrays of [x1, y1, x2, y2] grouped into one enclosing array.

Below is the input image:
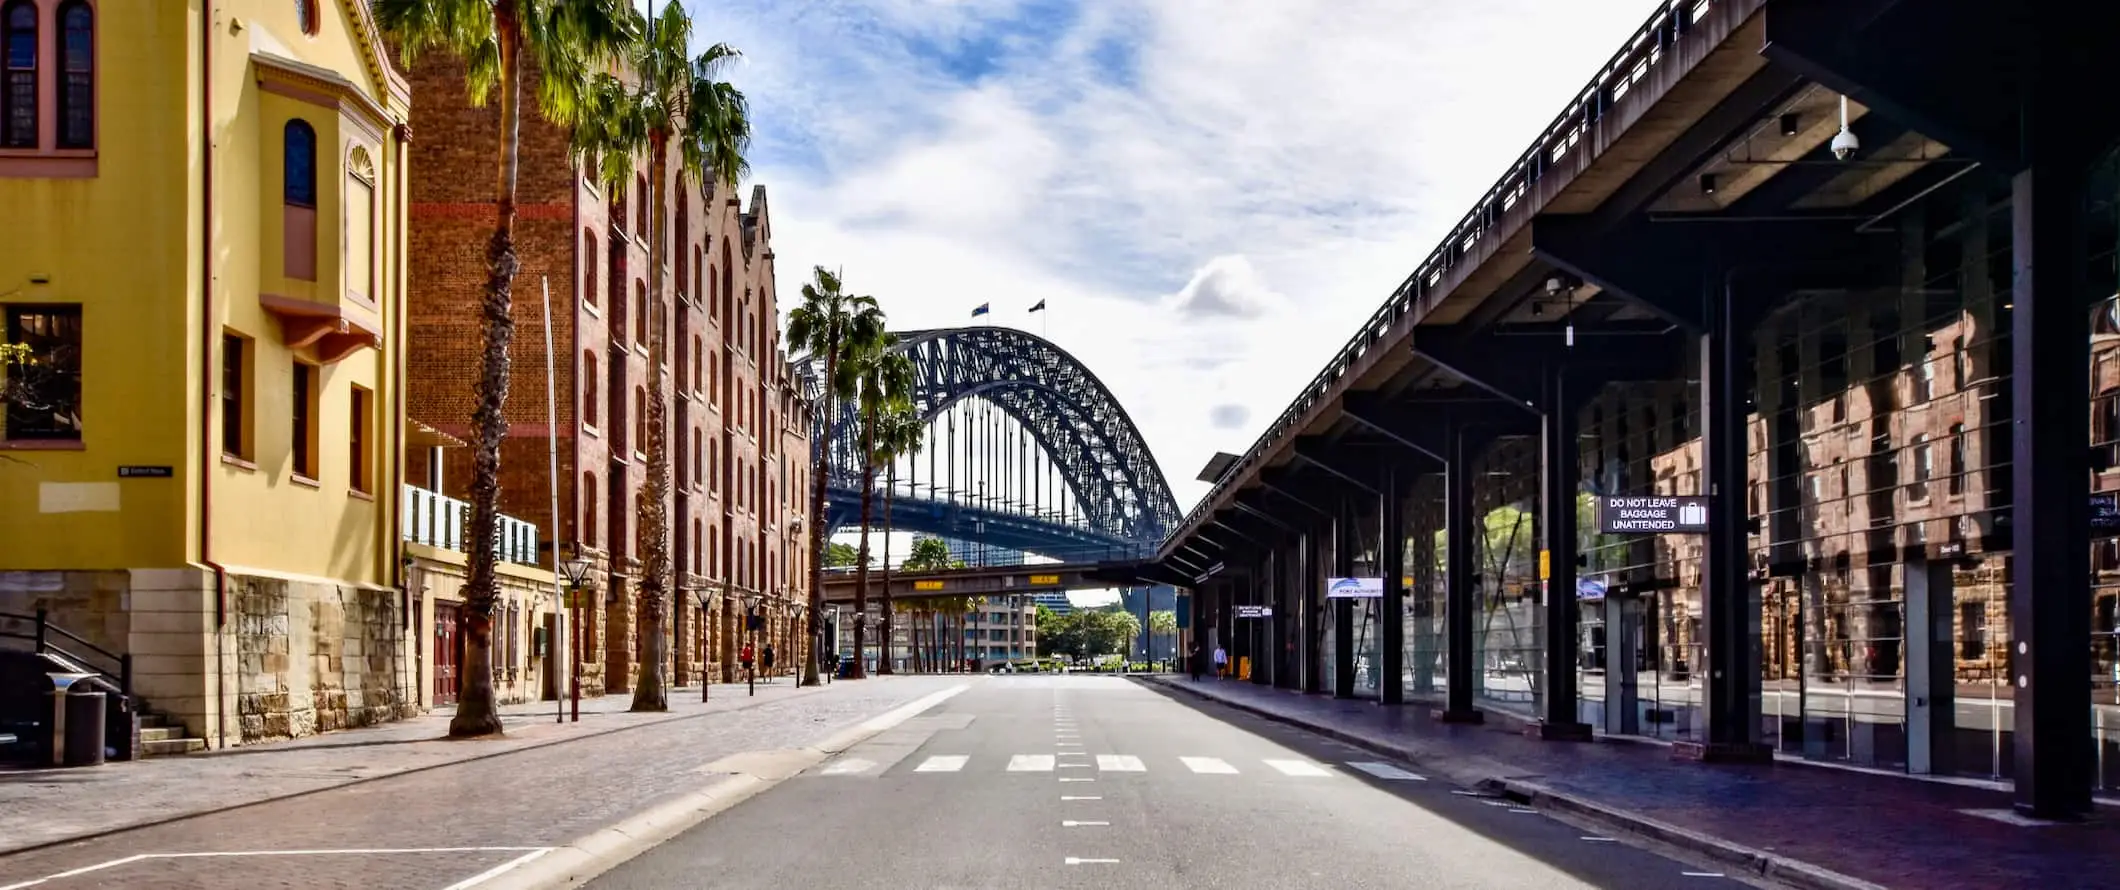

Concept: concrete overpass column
[[1439, 421, 1483, 723], [1304, 521, 1327, 694], [1333, 496, 1357, 698], [1690, 273, 1769, 762], [1537, 363, 1593, 740], [1251, 560, 1272, 687], [1378, 466, 1406, 706]]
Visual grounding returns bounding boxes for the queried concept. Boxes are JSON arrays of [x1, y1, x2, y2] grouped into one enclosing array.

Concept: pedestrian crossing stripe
[[1008, 754, 1056, 772], [915, 755, 967, 772], [1096, 755, 1144, 772], [1346, 761, 1426, 781], [1179, 756, 1238, 774]]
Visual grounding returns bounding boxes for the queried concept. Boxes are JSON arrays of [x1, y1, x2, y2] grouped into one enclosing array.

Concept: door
[[543, 613, 560, 701], [435, 602, 462, 706]]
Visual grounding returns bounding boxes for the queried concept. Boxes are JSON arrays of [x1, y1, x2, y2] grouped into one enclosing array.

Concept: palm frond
[[373, 0, 501, 103], [522, 0, 639, 127]]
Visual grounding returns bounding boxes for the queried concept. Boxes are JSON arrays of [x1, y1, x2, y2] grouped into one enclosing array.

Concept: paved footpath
[[1144, 675, 2120, 890], [0, 675, 964, 889]]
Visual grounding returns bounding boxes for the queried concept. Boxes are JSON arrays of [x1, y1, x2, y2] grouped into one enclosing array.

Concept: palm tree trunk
[[877, 467, 895, 674], [451, 8, 522, 740], [851, 405, 879, 678], [631, 134, 673, 711], [802, 331, 840, 687]]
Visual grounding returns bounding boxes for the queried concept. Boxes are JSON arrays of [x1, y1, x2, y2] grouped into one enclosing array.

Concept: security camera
[[1830, 127, 1860, 161]]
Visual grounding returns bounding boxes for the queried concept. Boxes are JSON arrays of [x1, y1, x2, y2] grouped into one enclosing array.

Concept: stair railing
[[0, 609, 132, 699]]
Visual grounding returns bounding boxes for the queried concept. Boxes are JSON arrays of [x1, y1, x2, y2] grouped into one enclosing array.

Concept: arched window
[[56, 1, 91, 148], [691, 427, 701, 485], [691, 335, 702, 394], [635, 173, 648, 234], [693, 246, 703, 307], [295, 0, 319, 35], [2, 0, 37, 149], [582, 230, 598, 307], [610, 184, 626, 235], [283, 119, 318, 279], [583, 351, 599, 427], [693, 520, 702, 577]]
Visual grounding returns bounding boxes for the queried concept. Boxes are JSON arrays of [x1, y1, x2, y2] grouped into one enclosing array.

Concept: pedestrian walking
[[762, 643, 777, 682], [1188, 643, 1203, 682], [1211, 645, 1228, 679]]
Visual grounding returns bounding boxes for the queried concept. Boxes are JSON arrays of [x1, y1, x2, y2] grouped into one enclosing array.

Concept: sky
[[677, 0, 1664, 599]]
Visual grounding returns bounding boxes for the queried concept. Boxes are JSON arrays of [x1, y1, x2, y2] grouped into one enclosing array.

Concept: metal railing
[[401, 484, 540, 565], [0, 608, 131, 699], [1165, 0, 1724, 551]]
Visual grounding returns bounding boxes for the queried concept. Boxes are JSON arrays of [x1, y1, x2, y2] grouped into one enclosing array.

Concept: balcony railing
[[402, 484, 540, 566]]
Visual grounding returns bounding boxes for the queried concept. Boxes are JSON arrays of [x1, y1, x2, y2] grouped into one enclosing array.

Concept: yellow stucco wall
[[0, 0, 409, 588]]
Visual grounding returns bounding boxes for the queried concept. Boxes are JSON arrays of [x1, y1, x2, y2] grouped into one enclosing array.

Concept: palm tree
[[377, 0, 636, 738], [845, 343, 914, 678], [869, 406, 925, 674], [574, 0, 751, 712], [787, 269, 887, 685]]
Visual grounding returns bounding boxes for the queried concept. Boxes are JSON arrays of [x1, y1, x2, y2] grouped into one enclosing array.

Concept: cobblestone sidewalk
[[0, 676, 867, 856], [1143, 675, 2120, 890]]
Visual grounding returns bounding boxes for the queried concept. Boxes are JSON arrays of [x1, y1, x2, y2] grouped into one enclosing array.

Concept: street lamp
[[556, 546, 597, 723], [688, 582, 714, 702], [744, 591, 763, 696]]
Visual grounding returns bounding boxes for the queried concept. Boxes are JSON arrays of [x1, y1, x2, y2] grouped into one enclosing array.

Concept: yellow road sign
[[913, 580, 945, 591], [1029, 574, 1060, 585]]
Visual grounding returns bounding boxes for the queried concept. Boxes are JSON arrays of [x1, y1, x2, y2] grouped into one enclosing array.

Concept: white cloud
[[692, 0, 1662, 512]]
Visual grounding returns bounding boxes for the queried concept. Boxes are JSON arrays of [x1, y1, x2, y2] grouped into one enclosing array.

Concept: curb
[[1482, 778, 1886, 890], [0, 682, 840, 860], [1135, 677, 1883, 890], [477, 683, 973, 890]]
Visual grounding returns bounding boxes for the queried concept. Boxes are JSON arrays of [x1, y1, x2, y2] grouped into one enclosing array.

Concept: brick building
[[401, 57, 812, 697]]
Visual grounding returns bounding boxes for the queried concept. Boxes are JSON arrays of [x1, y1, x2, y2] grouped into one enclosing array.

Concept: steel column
[[1687, 274, 1769, 761], [1333, 496, 1357, 698], [1536, 364, 1592, 739], [1439, 420, 1483, 723], [1378, 466, 1405, 705], [2009, 154, 2094, 818]]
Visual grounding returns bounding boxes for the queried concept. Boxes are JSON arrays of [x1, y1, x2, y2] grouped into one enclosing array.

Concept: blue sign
[[1175, 595, 1191, 628]]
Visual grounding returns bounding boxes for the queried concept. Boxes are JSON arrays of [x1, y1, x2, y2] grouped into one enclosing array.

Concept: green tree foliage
[[902, 536, 953, 571], [823, 542, 859, 567]]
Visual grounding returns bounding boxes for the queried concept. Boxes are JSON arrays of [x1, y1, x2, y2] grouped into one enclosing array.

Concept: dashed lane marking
[[1059, 777, 1096, 783], [820, 758, 876, 776], [915, 755, 968, 772], [1061, 796, 1102, 801], [1065, 857, 1122, 865], [1346, 761, 1426, 781], [440, 849, 553, 890], [1581, 837, 1617, 843], [1682, 872, 1727, 878], [0, 848, 554, 890]]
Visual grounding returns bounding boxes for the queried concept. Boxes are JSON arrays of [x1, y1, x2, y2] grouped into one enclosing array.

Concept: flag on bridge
[[1029, 299, 1046, 313], [971, 303, 990, 318]]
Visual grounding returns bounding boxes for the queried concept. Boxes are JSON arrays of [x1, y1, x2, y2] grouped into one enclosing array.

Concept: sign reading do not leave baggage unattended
[[1597, 495, 1711, 534]]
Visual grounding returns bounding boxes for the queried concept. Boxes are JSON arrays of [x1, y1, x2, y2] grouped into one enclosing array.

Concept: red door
[[435, 602, 462, 706]]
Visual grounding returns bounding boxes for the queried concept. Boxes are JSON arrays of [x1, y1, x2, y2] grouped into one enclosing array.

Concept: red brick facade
[[403, 57, 812, 696]]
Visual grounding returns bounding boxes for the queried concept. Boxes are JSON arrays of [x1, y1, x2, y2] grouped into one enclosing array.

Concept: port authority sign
[[1597, 496, 1710, 534]]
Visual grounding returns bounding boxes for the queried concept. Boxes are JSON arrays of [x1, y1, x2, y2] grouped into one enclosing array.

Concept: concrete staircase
[[138, 712, 206, 757]]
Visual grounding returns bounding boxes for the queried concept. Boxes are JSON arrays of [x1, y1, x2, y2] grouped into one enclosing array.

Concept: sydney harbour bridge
[[798, 327, 1183, 578]]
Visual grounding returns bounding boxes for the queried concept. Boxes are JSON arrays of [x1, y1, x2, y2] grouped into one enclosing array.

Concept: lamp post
[[744, 592, 762, 697], [691, 582, 716, 702], [556, 546, 597, 723]]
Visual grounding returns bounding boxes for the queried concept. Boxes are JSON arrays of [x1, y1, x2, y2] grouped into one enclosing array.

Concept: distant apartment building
[[401, 55, 813, 696]]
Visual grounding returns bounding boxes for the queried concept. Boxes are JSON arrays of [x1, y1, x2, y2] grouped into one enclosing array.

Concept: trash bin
[[45, 673, 106, 768]]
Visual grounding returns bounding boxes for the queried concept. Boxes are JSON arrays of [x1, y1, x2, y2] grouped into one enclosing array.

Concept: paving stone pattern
[[1150, 676, 2120, 890], [0, 677, 959, 889]]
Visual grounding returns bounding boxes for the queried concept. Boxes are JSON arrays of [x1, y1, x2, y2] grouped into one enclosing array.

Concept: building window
[[677, 425, 688, 488], [1959, 601, 1986, 660], [692, 430, 701, 488], [583, 350, 599, 428], [1947, 423, 1965, 496], [692, 336, 702, 394], [292, 361, 318, 479], [633, 385, 645, 454], [349, 385, 371, 493], [345, 147, 376, 303], [710, 528, 718, 576], [2, 0, 35, 148], [582, 472, 597, 546], [635, 173, 647, 234], [693, 519, 702, 576], [283, 120, 318, 279], [221, 332, 249, 458], [693, 247, 703, 308], [1908, 434, 1930, 502], [55, 0, 88, 148], [1950, 335, 1966, 391], [3, 304, 81, 440], [295, 0, 319, 35], [583, 231, 598, 308], [634, 281, 646, 345]]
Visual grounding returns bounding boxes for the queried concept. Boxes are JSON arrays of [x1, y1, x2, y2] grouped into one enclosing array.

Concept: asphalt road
[[590, 675, 1773, 890]]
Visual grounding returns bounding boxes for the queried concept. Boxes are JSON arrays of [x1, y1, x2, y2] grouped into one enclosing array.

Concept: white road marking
[[0, 849, 553, 890], [1346, 761, 1426, 781], [1061, 796, 1103, 801], [1065, 857, 1122, 865], [915, 755, 968, 773], [1180, 757, 1238, 774], [821, 758, 875, 776], [1008, 754, 1056, 772], [1061, 821, 1110, 827], [1057, 742, 1083, 747], [1264, 759, 1331, 777], [1682, 872, 1727, 878], [1058, 763, 1092, 769], [1581, 837, 1617, 843], [1508, 808, 1538, 814], [1097, 755, 1145, 772], [1059, 777, 1096, 783], [440, 849, 553, 890]]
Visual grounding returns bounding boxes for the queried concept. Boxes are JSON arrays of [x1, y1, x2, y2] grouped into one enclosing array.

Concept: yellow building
[[0, 0, 448, 749]]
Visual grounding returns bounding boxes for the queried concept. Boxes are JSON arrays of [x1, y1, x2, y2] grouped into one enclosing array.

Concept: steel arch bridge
[[799, 327, 1182, 561]]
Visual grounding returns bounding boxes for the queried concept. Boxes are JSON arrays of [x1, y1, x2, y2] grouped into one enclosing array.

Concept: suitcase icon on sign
[[1677, 502, 1707, 527]]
